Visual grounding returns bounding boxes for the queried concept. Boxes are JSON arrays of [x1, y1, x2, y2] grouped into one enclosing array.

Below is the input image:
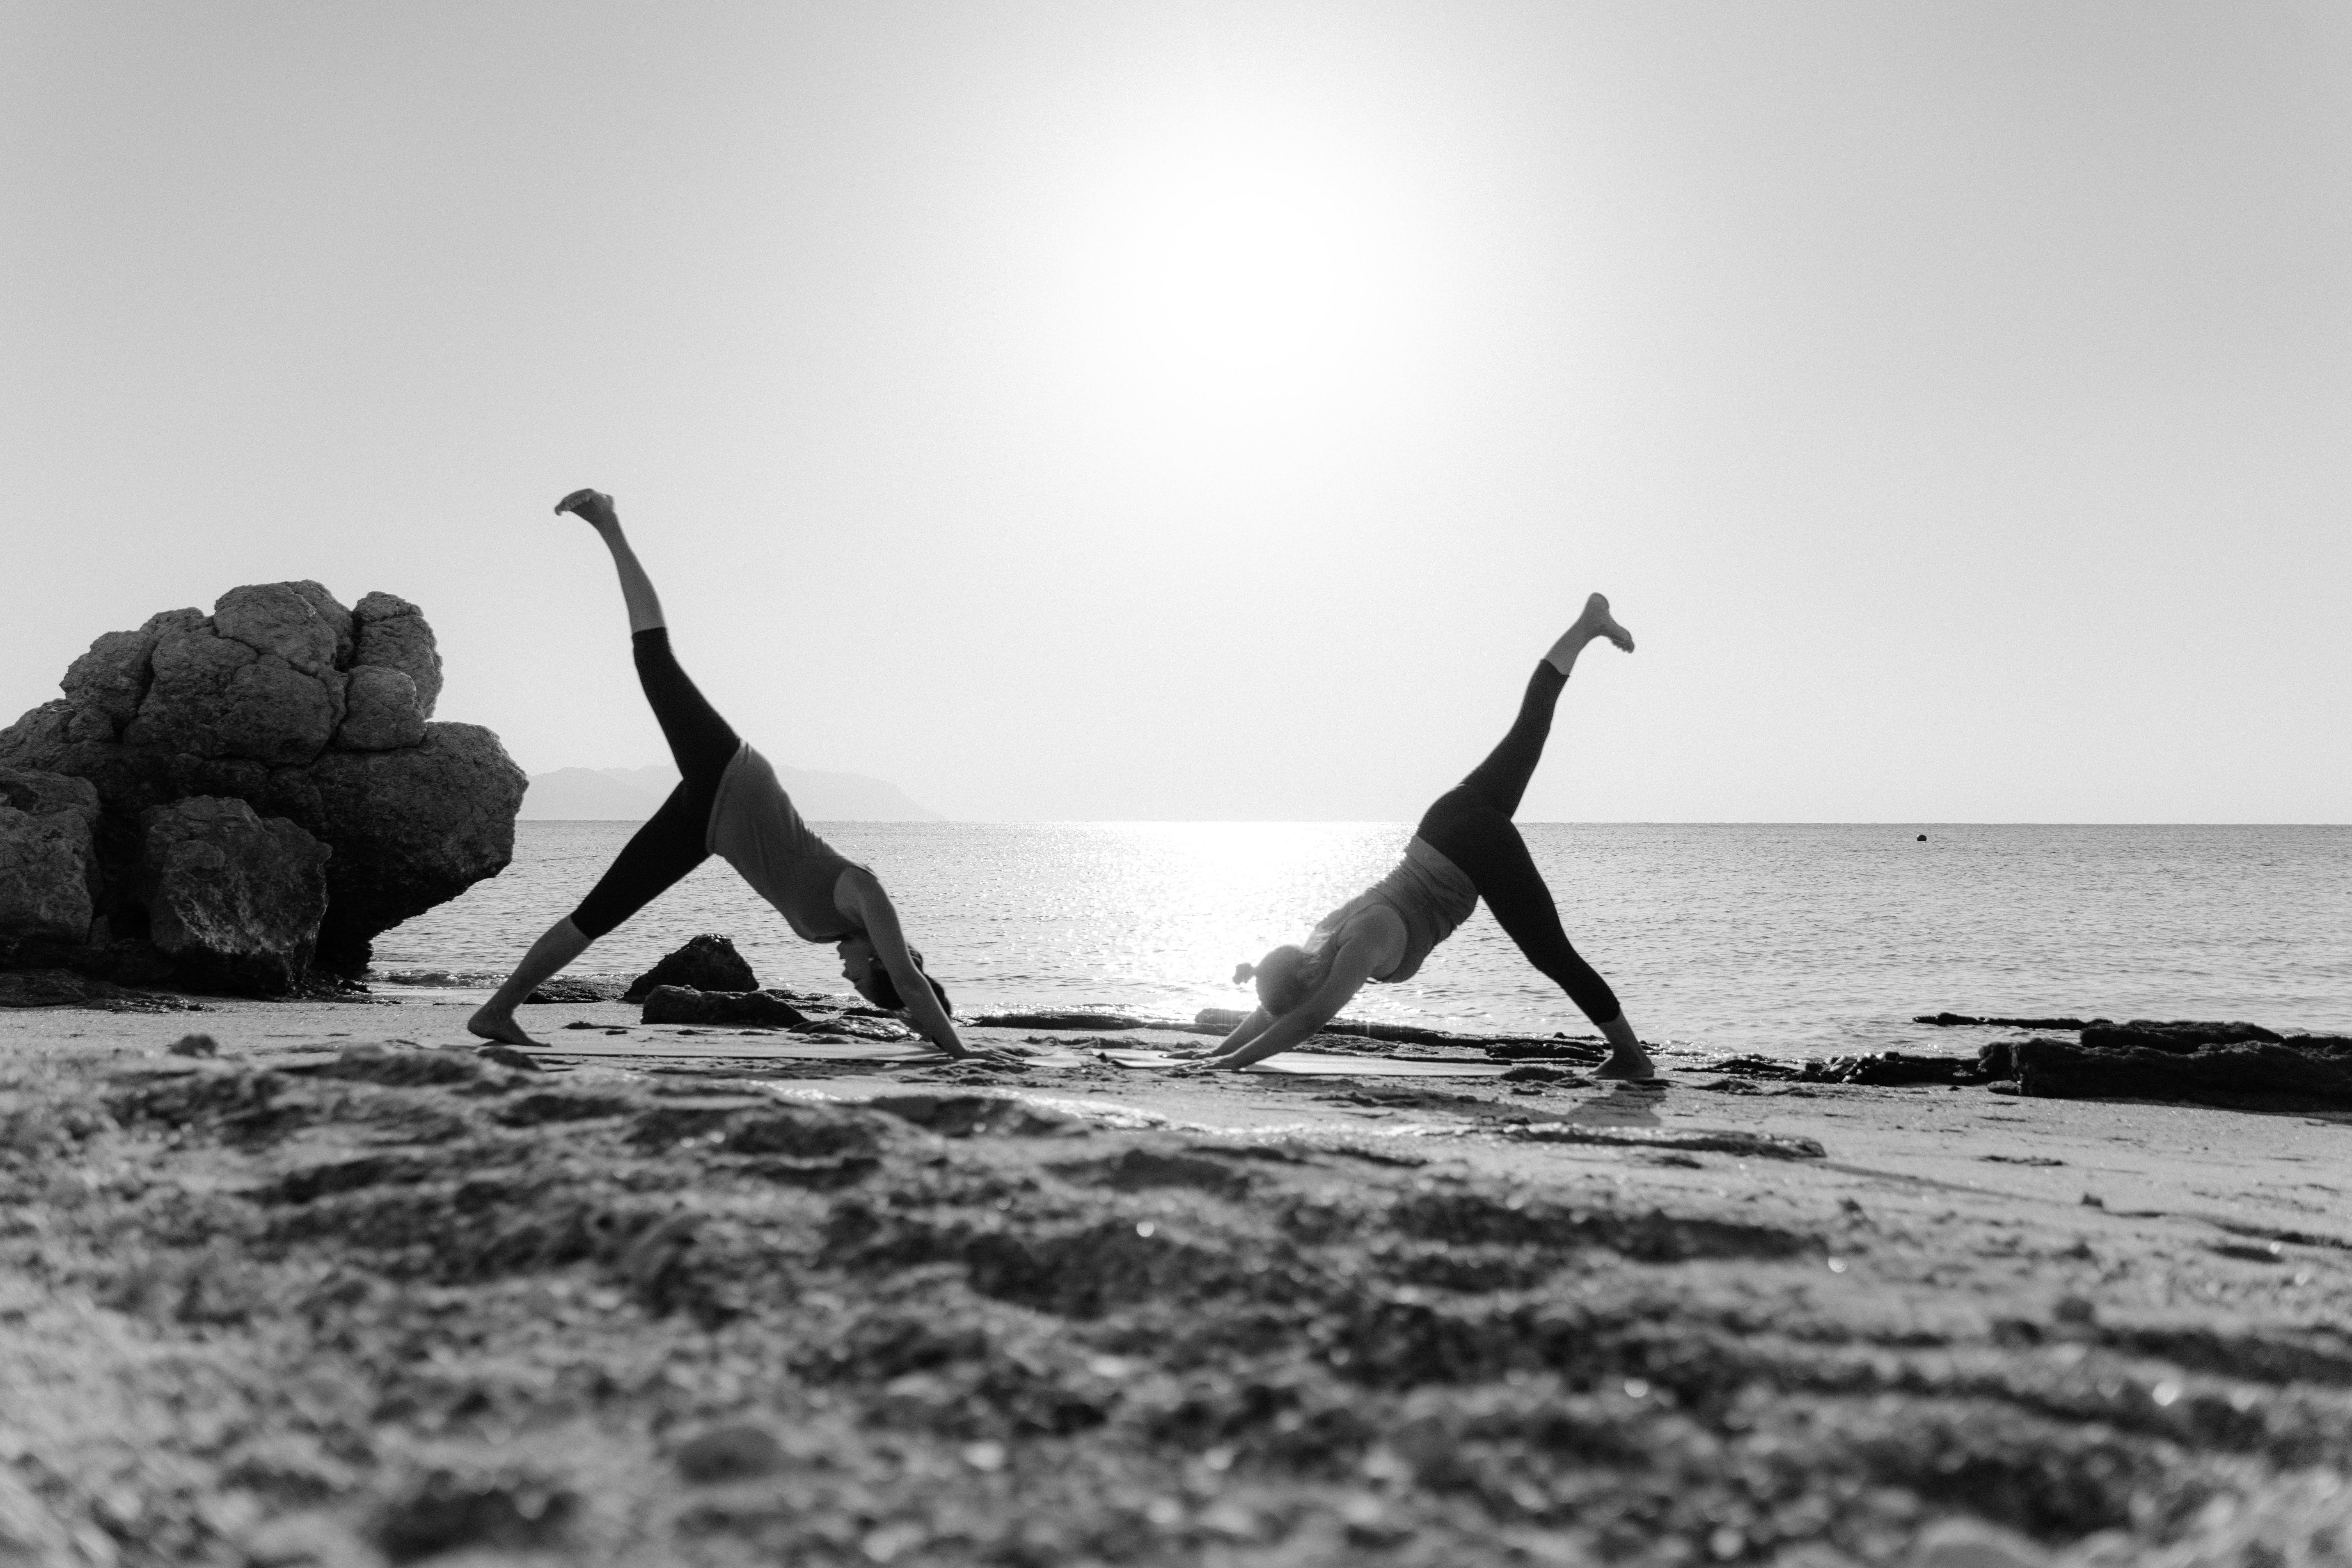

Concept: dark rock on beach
[[2015, 1035, 2352, 1110], [523, 976, 617, 1005], [1800, 1051, 1990, 1087], [1917, 1011, 2108, 1030], [640, 986, 812, 1029], [0, 581, 523, 986], [2079, 1019, 2283, 1051], [622, 934, 758, 1002]]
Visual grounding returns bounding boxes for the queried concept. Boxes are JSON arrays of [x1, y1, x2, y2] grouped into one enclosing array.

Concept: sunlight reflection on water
[[375, 822, 2352, 1058]]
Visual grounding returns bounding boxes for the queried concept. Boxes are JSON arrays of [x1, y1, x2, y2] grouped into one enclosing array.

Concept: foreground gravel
[[1, 1000, 2348, 1567]]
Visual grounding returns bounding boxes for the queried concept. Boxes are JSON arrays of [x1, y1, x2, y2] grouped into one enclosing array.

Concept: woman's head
[[1234, 944, 1321, 1014], [837, 936, 953, 1015]]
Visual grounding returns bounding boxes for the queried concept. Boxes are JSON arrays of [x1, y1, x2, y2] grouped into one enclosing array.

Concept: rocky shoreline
[[2, 971, 2348, 1567]]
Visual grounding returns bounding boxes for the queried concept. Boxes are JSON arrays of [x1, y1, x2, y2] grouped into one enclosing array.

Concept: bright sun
[[1067, 126, 1424, 410]]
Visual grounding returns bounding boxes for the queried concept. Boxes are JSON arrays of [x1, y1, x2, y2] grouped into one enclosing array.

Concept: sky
[[4, 2, 2345, 822]]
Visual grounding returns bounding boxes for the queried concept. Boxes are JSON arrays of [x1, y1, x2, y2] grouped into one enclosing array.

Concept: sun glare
[[1067, 126, 1424, 411]]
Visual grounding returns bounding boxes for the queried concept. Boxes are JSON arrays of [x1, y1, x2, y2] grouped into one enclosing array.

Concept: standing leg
[[1418, 801, 1655, 1078], [468, 490, 741, 1046]]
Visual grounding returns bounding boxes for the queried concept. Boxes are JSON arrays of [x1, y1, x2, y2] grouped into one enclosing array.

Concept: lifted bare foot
[[467, 1007, 542, 1049], [1571, 592, 1633, 653], [553, 488, 618, 530], [1547, 593, 1633, 673], [1592, 1042, 1657, 1080]]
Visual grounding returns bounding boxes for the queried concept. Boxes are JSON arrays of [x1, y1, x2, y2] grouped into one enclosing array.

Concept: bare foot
[[467, 1007, 542, 1048], [1592, 1042, 1657, 1080], [553, 488, 618, 529], [1571, 592, 1633, 653], [1546, 593, 1633, 674]]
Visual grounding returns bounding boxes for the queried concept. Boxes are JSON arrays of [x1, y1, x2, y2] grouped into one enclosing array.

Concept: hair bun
[[1232, 962, 1256, 984]]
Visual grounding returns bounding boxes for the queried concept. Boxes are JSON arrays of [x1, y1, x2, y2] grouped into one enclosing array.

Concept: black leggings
[[568, 629, 741, 940], [1413, 663, 1624, 1025]]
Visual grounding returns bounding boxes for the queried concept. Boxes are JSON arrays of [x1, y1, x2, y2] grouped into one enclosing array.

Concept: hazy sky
[[5, 2, 2345, 822]]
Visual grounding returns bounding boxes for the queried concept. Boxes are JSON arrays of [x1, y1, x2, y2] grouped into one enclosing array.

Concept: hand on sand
[[938, 1046, 1026, 1068], [554, 488, 618, 528], [466, 1007, 543, 1050]]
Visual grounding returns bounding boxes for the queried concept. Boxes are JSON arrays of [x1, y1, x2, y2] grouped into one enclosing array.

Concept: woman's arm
[[1166, 1004, 1271, 1060], [839, 870, 969, 1057], [1207, 1005, 1276, 1058], [1215, 933, 1388, 1069]]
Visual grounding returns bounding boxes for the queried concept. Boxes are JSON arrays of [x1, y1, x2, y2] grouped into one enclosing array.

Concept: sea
[[373, 822, 2352, 1060]]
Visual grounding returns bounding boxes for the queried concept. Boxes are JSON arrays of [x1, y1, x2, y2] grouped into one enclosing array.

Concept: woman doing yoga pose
[[1197, 595, 1654, 1077], [468, 490, 972, 1057]]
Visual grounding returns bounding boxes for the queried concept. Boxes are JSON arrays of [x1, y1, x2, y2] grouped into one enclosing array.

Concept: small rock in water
[[673, 1423, 787, 1484], [169, 1032, 220, 1057]]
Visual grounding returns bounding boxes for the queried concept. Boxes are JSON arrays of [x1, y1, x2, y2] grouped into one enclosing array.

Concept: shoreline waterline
[[372, 821, 2352, 1057]]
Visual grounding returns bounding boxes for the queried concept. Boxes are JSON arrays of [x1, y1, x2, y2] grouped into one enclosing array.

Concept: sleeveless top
[[703, 744, 865, 943], [1307, 836, 1480, 983]]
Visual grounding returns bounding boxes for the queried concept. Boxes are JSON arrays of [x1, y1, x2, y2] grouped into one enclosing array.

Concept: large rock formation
[[0, 581, 523, 989]]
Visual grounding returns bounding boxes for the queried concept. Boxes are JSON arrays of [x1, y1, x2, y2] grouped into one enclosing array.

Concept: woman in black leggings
[[1199, 595, 1653, 1078], [468, 490, 973, 1057]]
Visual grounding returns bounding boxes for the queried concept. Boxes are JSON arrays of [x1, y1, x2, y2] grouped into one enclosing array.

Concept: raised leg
[[559, 488, 667, 633], [1457, 593, 1632, 817]]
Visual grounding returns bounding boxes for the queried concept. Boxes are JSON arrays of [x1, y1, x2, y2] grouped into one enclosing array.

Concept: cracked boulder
[[0, 765, 102, 943], [287, 724, 526, 973], [138, 796, 330, 995], [352, 591, 443, 717]]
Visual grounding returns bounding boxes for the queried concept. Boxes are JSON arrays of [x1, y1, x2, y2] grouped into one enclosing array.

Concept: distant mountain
[[521, 764, 944, 822]]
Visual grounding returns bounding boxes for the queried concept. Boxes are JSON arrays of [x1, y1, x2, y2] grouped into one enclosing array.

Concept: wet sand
[[2, 992, 2348, 1567]]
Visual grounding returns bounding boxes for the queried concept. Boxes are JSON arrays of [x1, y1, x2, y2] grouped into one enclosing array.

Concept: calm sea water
[[374, 822, 2352, 1058]]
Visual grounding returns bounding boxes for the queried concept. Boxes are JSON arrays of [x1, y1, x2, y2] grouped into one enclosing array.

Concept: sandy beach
[[2, 989, 2347, 1568]]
